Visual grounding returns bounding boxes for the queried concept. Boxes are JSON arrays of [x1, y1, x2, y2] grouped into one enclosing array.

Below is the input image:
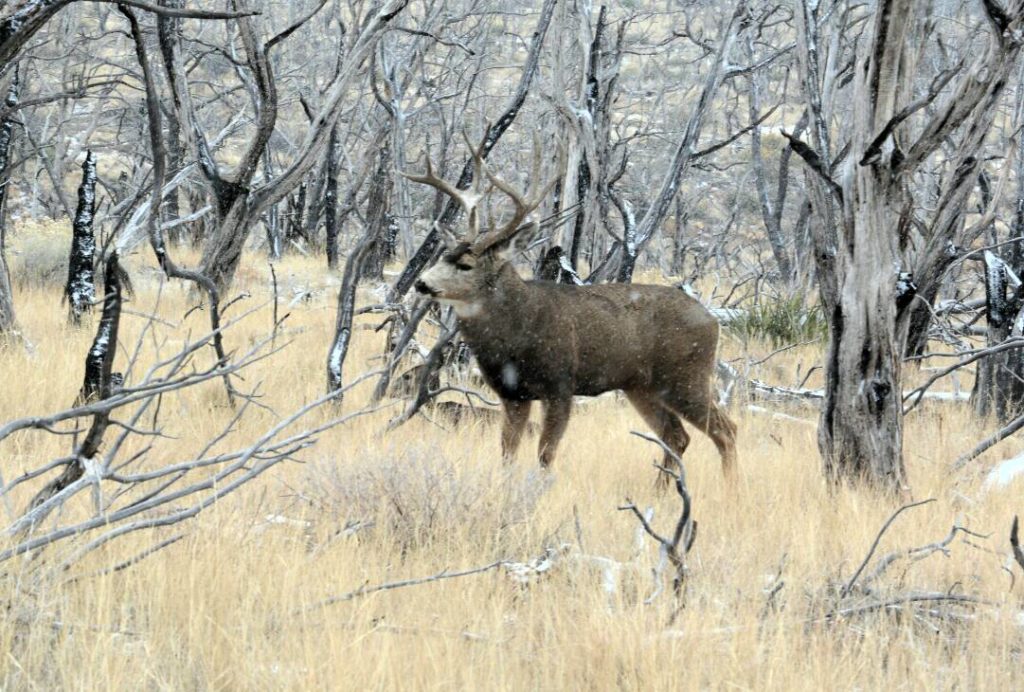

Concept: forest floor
[[0, 235, 1022, 689]]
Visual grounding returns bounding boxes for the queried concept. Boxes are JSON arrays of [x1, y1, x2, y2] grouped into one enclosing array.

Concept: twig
[[64, 533, 185, 582], [830, 593, 986, 619]]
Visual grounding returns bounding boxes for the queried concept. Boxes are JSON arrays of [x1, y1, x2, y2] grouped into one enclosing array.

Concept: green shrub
[[726, 294, 828, 347]]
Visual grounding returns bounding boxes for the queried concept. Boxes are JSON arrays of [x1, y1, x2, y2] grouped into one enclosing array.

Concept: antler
[[403, 130, 559, 253], [469, 131, 558, 255]]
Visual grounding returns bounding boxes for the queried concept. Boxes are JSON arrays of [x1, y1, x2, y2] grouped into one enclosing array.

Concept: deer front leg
[[538, 398, 572, 469], [501, 399, 532, 463]]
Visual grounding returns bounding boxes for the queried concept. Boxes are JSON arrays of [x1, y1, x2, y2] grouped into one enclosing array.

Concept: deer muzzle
[[415, 279, 438, 297]]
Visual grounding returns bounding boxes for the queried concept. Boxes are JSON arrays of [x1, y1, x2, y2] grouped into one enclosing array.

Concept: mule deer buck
[[406, 136, 737, 480]]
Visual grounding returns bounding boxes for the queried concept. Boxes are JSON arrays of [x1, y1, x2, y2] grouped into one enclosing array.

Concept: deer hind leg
[[626, 391, 690, 486], [662, 393, 737, 478], [501, 399, 532, 463], [538, 398, 572, 469]]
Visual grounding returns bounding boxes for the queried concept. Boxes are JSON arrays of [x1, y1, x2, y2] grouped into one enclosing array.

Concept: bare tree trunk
[[326, 224, 374, 397], [360, 144, 394, 281], [25, 251, 122, 524], [156, 0, 185, 243], [972, 252, 1024, 421], [187, 1, 409, 292], [324, 125, 341, 269], [747, 31, 798, 285], [0, 69, 18, 335], [65, 150, 97, 324]]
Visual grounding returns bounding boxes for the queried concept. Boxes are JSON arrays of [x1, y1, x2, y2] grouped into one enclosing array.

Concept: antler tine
[[401, 147, 482, 239]]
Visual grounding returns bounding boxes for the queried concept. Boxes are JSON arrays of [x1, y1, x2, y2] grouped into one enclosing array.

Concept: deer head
[[406, 132, 555, 309]]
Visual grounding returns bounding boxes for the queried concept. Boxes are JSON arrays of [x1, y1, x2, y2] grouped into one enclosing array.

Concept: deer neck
[[454, 263, 529, 326]]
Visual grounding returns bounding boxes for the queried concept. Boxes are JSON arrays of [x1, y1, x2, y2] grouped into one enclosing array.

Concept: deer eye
[[454, 261, 474, 271]]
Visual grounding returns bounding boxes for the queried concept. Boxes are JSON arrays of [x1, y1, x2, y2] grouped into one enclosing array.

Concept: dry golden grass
[[0, 242, 1022, 690]]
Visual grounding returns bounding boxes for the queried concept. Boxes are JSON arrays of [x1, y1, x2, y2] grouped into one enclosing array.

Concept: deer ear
[[482, 220, 539, 259]]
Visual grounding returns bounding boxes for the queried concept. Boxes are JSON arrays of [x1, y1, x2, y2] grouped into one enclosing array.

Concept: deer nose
[[414, 280, 432, 295]]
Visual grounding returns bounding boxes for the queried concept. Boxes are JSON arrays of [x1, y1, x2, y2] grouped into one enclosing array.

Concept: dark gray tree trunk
[[0, 69, 18, 335], [65, 151, 97, 324], [972, 254, 1024, 421], [157, 0, 185, 243], [360, 145, 395, 281], [30, 251, 123, 517], [324, 126, 341, 269]]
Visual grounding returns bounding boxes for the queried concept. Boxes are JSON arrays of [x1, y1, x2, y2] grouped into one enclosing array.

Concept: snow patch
[[501, 362, 519, 390], [984, 452, 1024, 489]]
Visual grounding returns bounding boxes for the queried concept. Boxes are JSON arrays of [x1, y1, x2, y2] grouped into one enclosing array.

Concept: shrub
[[727, 293, 828, 347], [8, 220, 70, 289], [299, 450, 551, 555]]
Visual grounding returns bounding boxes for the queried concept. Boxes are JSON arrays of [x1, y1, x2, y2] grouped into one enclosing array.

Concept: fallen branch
[[301, 561, 505, 612], [952, 411, 1024, 471], [621, 431, 697, 600], [840, 499, 936, 599]]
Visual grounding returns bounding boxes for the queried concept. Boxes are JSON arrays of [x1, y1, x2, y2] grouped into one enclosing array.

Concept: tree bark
[[360, 144, 395, 281], [324, 126, 340, 269], [973, 251, 1024, 421]]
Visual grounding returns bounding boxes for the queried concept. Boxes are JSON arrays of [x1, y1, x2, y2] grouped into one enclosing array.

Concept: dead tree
[[746, 25, 801, 285], [971, 76, 1024, 422], [552, 3, 624, 272], [789, 0, 1024, 490], [145, 0, 410, 291], [360, 143, 396, 281], [0, 69, 18, 335], [326, 147, 391, 397], [324, 125, 341, 268], [22, 251, 122, 525], [972, 251, 1024, 420], [120, 6, 237, 403], [64, 150, 97, 324]]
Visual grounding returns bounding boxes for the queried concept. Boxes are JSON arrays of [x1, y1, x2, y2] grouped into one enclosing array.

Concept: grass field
[[0, 239, 1022, 690]]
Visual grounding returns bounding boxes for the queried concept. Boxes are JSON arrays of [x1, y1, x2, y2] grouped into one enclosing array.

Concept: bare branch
[[840, 499, 937, 598], [780, 129, 844, 203]]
